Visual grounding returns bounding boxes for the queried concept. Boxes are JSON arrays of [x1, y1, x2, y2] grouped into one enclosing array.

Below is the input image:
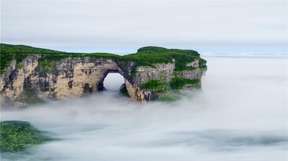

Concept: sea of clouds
[[1, 57, 288, 161]]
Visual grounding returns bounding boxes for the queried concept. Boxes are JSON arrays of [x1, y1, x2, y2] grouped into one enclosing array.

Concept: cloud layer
[[1, 57, 287, 161], [1, 0, 287, 51]]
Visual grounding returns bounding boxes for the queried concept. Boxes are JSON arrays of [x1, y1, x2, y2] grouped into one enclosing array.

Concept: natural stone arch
[[53, 59, 133, 99], [0, 44, 207, 106]]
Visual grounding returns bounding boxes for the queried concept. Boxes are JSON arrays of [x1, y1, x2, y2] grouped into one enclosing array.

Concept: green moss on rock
[[170, 77, 200, 90], [140, 77, 201, 94], [140, 80, 169, 92], [0, 121, 50, 152]]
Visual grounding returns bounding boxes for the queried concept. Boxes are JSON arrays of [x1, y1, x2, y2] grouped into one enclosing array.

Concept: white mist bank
[[1, 57, 288, 161]]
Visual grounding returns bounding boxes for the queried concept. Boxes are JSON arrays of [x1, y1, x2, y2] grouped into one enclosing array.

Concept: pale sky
[[1, 0, 287, 53]]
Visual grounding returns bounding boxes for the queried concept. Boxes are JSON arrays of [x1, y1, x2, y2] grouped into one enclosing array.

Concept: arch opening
[[97, 70, 127, 96]]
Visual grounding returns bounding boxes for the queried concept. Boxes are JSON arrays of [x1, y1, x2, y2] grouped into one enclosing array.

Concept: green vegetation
[[199, 58, 207, 69], [170, 77, 200, 89], [140, 80, 169, 92], [140, 77, 201, 93], [0, 43, 120, 74], [38, 59, 57, 73], [122, 46, 206, 71], [0, 43, 64, 74], [0, 44, 206, 74], [0, 44, 206, 103], [159, 93, 179, 102], [0, 121, 50, 152]]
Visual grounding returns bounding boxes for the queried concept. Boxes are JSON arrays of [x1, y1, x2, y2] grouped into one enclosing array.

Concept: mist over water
[[1, 57, 288, 161]]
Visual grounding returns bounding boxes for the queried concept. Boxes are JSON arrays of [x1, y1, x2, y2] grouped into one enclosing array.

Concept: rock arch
[[0, 56, 145, 105], [52, 58, 133, 99], [0, 44, 207, 107]]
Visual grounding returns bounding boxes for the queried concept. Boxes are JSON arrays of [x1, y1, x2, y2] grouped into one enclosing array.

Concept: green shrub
[[0, 121, 50, 152]]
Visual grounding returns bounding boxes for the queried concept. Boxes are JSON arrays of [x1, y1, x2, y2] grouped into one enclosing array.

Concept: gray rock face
[[0, 55, 206, 107], [175, 68, 204, 80], [134, 63, 175, 85], [1, 57, 125, 101]]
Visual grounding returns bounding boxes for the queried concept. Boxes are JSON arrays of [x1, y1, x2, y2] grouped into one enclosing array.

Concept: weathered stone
[[134, 63, 175, 85], [0, 46, 207, 106]]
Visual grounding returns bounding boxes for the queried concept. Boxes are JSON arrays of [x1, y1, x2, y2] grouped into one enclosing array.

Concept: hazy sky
[[1, 0, 287, 52]]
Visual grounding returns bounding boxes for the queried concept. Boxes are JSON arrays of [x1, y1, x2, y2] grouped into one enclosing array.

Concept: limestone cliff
[[0, 44, 207, 106]]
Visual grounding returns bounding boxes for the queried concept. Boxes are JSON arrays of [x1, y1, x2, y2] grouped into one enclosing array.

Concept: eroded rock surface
[[0, 44, 207, 106]]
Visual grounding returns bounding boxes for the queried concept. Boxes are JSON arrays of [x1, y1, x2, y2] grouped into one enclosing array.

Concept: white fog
[[1, 57, 287, 161]]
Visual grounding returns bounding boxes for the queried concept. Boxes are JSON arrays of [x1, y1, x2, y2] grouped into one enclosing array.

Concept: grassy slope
[[0, 44, 206, 74]]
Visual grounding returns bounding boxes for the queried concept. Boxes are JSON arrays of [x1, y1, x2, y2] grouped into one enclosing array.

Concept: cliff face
[[0, 44, 207, 106]]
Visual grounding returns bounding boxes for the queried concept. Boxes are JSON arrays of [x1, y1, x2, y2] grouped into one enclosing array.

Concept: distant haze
[[1, 0, 288, 53]]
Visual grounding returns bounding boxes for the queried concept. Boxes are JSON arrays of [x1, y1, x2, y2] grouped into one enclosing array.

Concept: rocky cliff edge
[[0, 44, 207, 106]]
